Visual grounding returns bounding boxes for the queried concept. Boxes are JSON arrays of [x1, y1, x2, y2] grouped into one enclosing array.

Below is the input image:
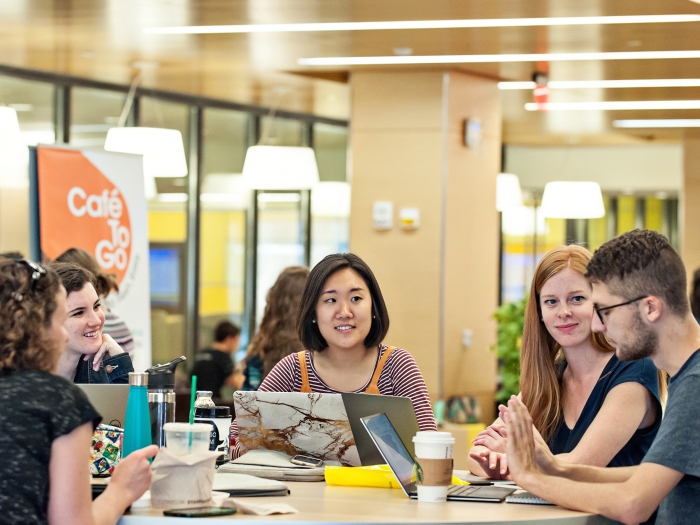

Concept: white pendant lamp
[[540, 181, 605, 218], [104, 127, 188, 178], [496, 173, 523, 211], [241, 145, 319, 190], [0, 107, 30, 188]]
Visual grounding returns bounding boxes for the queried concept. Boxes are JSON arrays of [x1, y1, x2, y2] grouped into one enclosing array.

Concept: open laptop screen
[[361, 413, 416, 488]]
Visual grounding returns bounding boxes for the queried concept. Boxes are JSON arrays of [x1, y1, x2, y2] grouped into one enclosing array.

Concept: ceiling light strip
[[499, 79, 700, 90], [298, 50, 700, 66], [144, 15, 700, 34], [612, 119, 700, 128], [525, 100, 700, 111]]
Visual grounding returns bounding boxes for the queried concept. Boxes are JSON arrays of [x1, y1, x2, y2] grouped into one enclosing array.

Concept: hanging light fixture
[[241, 145, 319, 190], [103, 64, 187, 199], [496, 173, 523, 211], [311, 181, 351, 217], [0, 107, 30, 188], [540, 181, 605, 218]]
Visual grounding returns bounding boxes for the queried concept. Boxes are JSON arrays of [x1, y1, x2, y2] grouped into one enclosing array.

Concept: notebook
[[506, 491, 554, 505], [361, 413, 516, 502], [341, 392, 419, 466], [77, 384, 130, 428]]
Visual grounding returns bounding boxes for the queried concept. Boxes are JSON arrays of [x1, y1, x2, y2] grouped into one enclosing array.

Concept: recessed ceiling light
[[612, 119, 700, 127], [299, 50, 700, 66], [499, 78, 700, 89], [525, 100, 700, 111], [144, 14, 700, 35]]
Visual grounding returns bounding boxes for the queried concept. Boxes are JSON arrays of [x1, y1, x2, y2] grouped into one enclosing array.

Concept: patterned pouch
[[90, 423, 123, 476]]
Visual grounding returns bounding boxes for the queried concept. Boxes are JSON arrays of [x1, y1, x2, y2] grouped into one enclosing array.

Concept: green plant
[[491, 296, 527, 404]]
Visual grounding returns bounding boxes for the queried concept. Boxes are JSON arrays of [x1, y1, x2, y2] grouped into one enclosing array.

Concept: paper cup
[[412, 431, 455, 502], [163, 423, 211, 456], [150, 448, 220, 509]]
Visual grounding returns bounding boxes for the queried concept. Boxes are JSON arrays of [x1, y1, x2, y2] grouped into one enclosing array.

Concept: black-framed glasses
[[594, 296, 648, 325], [14, 259, 46, 293]]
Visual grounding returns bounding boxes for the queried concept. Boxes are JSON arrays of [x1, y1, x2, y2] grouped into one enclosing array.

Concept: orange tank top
[[297, 346, 396, 395]]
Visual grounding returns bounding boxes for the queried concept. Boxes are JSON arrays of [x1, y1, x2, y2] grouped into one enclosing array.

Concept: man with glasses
[[504, 229, 700, 525]]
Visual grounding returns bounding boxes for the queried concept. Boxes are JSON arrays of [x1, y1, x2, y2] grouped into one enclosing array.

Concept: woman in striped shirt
[[230, 253, 436, 458]]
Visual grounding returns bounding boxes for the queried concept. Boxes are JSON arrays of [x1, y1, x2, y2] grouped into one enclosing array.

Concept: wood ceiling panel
[[0, 0, 699, 143]]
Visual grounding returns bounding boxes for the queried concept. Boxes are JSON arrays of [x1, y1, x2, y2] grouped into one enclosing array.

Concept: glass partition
[[0, 75, 55, 145], [70, 87, 126, 148]]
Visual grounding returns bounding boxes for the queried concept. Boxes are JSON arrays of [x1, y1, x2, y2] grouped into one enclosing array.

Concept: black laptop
[[360, 413, 516, 502]]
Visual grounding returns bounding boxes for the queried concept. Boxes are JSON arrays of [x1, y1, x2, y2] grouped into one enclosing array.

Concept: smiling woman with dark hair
[[230, 253, 436, 459]]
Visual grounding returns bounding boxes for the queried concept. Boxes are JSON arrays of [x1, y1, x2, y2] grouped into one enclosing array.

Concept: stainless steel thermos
[[146, 356, 186, 447]]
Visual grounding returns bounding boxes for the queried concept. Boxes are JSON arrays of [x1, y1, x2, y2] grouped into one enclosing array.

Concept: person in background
[[230, 253, 436, 458], [0, 258, 157, 525], [690, 267, 700, 323], [191, 321, 240, 399], [49, 262, 133, 384], [505, 229, 700, 525], [55, 247, 135, 354], [469, 245, 663, 479], [236, 266, 310, 391]]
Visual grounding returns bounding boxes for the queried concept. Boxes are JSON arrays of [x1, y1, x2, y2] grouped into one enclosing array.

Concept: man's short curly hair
[[0, 258, 63, 372], [586, 229, 689, 316]]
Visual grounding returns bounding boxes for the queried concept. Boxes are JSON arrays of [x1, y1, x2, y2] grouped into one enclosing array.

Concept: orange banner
[[37, 147, 133, 284]]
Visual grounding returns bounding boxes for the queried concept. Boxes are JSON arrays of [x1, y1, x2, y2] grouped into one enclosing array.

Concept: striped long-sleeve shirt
[[230, 344, 437, 459]]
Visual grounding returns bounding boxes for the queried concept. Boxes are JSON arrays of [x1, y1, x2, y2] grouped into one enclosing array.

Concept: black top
[[643, 349, 700, 525], [190, 349, 234, 398], [74, 353, 134, 384], [548, 354, 661, 467], [0, 369, 101, 525]]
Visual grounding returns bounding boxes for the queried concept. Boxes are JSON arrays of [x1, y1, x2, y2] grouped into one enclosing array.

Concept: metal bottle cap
[[128, 372, 148, 386]]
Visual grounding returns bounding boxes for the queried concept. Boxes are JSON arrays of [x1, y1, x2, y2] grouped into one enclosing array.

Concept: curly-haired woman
[[0, 258, 156, 525], [238, 266, 310, 390]]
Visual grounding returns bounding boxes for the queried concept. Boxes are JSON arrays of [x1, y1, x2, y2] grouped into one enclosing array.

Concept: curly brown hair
[[245, 266, 310, 378], [55, 247, 118, 297], [0, 258, 63, 372]]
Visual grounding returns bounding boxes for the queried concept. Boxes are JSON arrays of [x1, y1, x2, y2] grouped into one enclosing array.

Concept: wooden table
[[120, 481, 619, 525]]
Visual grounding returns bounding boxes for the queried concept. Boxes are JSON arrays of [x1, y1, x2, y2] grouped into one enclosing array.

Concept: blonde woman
[[469, 245, 664, 479]]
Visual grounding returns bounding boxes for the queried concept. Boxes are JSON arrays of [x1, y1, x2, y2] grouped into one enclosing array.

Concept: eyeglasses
[[14, 259, 46, 293], [594, 296, 648, 325]]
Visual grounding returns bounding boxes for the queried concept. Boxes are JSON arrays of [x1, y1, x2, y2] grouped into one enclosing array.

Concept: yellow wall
[[349, 70, 501, 421]]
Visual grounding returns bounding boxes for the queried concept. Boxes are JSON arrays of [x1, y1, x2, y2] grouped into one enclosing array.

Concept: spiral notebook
[[505, 491, 554, 505]]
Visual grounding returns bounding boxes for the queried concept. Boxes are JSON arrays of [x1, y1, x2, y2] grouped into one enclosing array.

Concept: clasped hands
[[469, 397, 559, 481]]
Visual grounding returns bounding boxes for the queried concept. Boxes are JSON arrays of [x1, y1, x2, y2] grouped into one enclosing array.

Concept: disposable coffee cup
[[412, 431, 455, 502], [163, 423, 211, 456], [150, 447, 221, 509]]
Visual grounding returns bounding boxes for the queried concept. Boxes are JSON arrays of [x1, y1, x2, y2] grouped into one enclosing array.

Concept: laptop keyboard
[[447, 485, 478, 496]]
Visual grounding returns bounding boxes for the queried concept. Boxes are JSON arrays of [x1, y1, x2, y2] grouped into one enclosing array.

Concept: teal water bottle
[[123, 372, 152, 457]]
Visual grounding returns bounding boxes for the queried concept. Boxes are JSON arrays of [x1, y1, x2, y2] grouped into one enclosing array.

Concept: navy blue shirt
[[548, 354, 661, 467]]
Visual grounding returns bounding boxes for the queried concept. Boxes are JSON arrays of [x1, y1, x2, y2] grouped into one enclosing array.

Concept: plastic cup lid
[[163, 422, 211, 434], [413, 431, 455, 443]]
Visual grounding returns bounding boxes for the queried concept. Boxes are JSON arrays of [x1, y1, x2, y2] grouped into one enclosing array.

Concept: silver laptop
[[77, 384, 130, 428], [341, 392, 419, 466], [360, 413, 516, 502]]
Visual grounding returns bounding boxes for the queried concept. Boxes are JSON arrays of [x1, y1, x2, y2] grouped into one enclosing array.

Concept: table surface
[[119, 481, 619, 525]]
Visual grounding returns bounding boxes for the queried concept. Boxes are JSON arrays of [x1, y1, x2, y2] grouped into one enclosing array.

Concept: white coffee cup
[[412, 431, 455, 502]]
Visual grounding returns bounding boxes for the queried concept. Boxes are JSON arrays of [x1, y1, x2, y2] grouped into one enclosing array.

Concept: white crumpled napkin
[[222, 498, 298, 515]]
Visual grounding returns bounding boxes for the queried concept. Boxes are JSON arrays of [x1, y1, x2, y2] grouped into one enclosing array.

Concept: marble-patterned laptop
[[234, 391, 360, 466]]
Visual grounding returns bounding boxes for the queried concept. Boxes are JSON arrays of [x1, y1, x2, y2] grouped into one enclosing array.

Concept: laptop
[[77, 384, 130, 428], [341, 392, 419, 466], [361, 413, 516, 502], [234, 391, 361, 466]]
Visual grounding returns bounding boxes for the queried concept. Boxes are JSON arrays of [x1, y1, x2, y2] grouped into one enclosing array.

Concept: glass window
[[0, 75, 55, 145], [259, 116, 304, 146], [314, 123, 348, 182], [199, 108, 251, 358], [70, 88, 125, 148]]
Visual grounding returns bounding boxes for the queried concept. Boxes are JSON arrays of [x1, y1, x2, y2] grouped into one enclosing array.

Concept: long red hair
[[520, 245, 615, 442]]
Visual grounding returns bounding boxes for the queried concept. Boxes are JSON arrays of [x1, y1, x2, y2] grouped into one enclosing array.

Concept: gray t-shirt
[[643, 349, 700, 525]]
